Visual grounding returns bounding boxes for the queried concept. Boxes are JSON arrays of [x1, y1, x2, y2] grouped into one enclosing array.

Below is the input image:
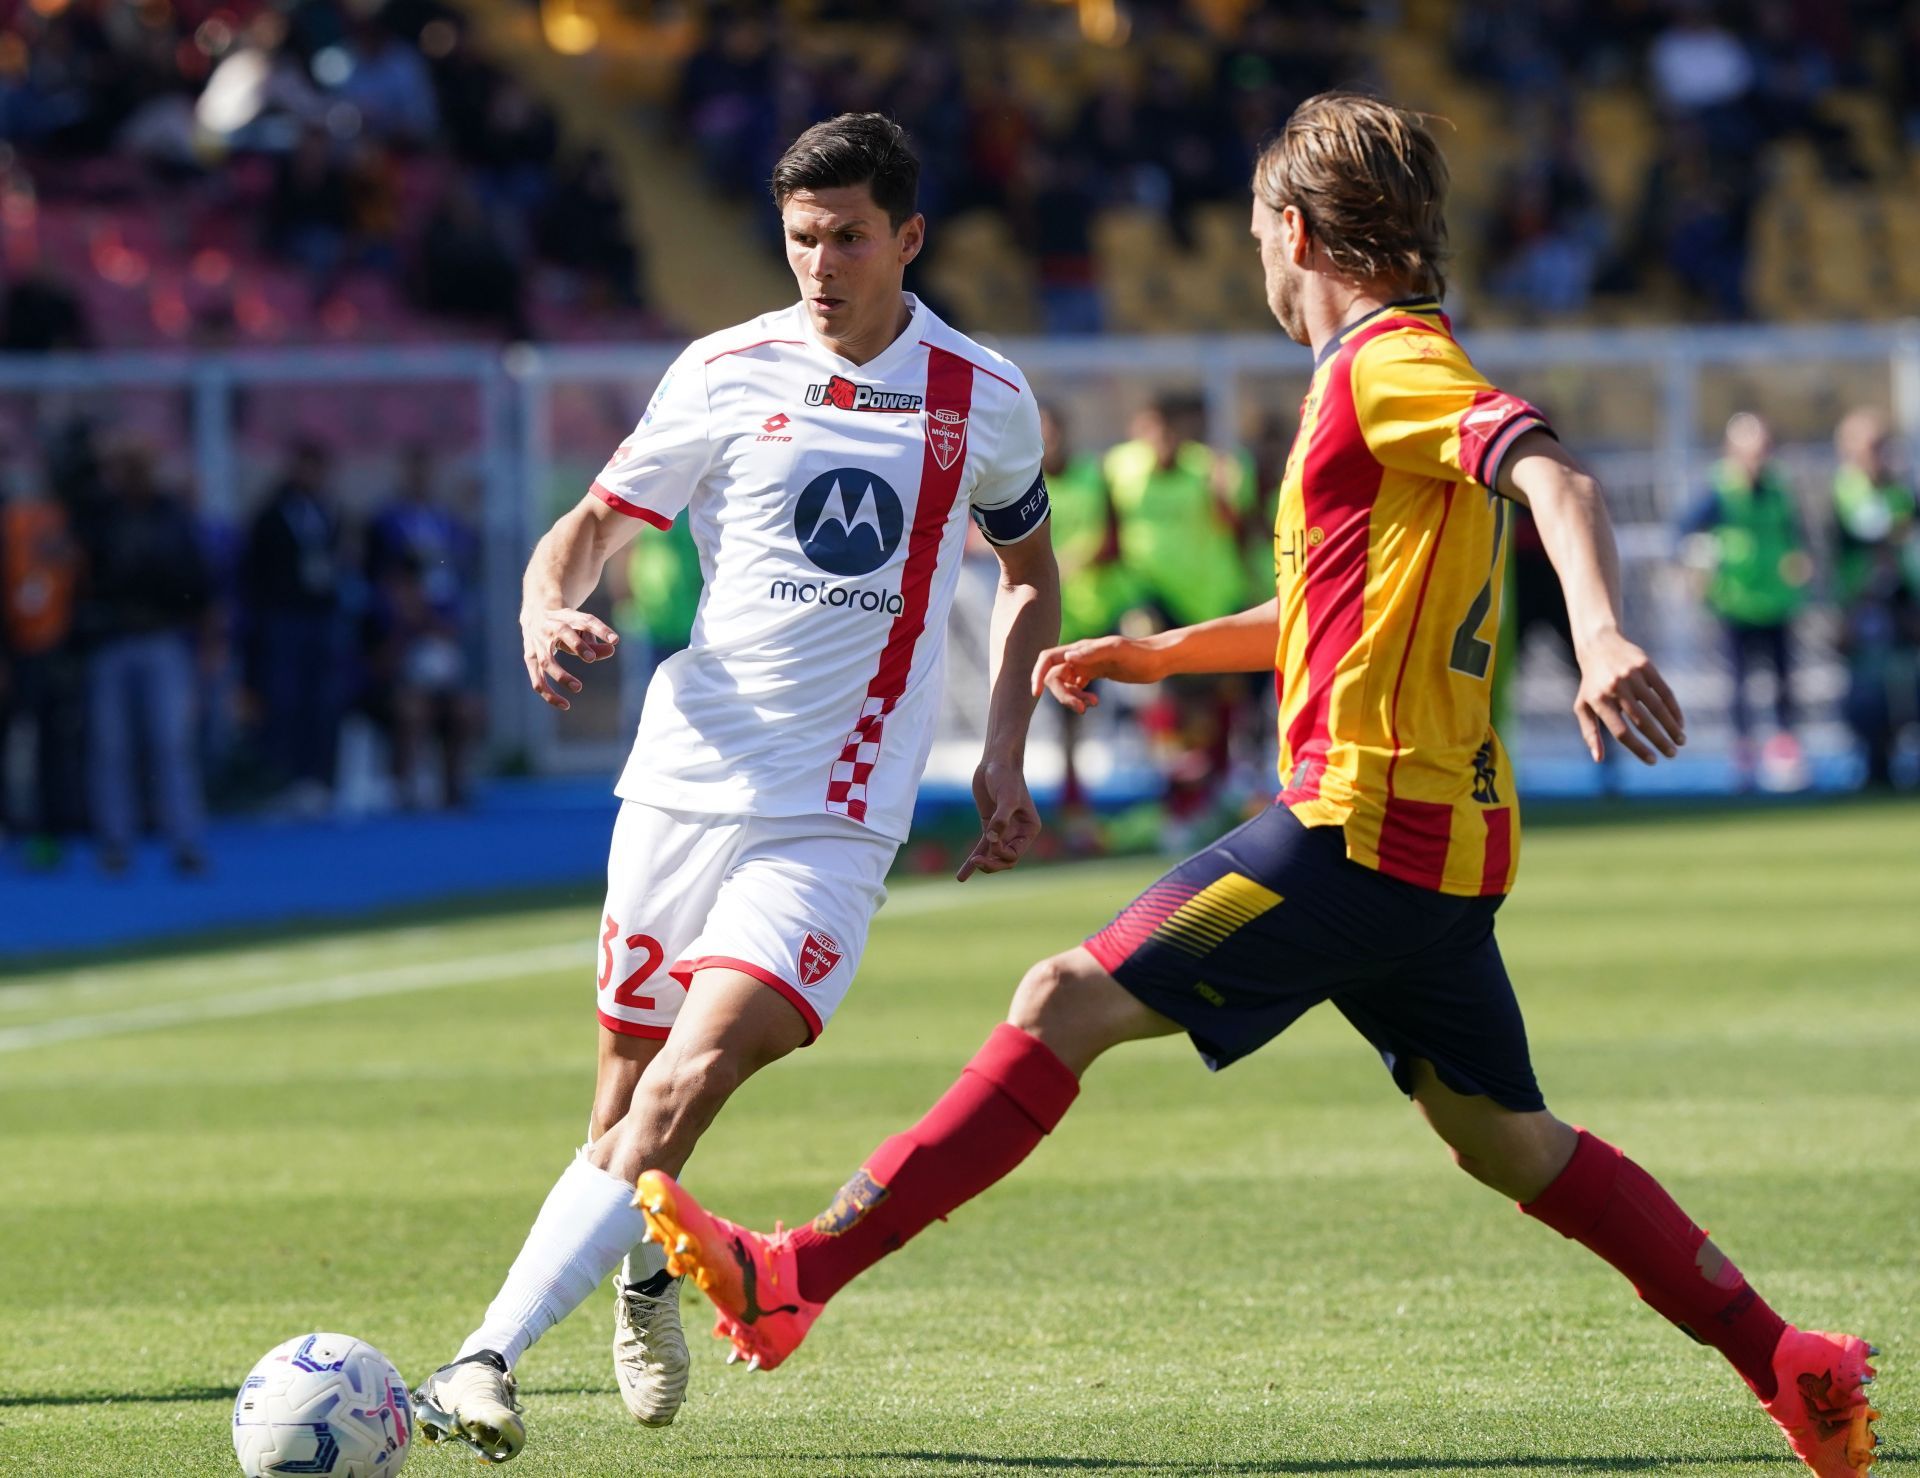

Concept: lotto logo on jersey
[[794, 467, 904, 576], [798, 931, 843, 986], [805, 375, 924, 413]]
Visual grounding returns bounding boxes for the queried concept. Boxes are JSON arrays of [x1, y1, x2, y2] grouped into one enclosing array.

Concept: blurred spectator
[[1831, 409, 1920, 788], [194, 10, 326, 151], [367, 447, 475, 614], [0, 462, 86, 867], [361, 552, 477, 809], [243, 440, 346, 810], [1680, 412, 1812, 786], [1486, 111, 1608, 317], [1831, 410, 1915, 606], [1649, 3, 1756, 122], [1105, 395, 1254, 831], [676, 14, 777, 198], [1749, 0, 1865, 179], [539, 149, 646, 309], [73, 441, 213, 874], [1624, 120, 1754, 319], [1, 272, 89, 352], [338, 19, 440, 145], [1038, 402, 1134, 824], [1104, 395, 1249, 628], [416, 181, 528, 339], [1019, 145, 1102, 335], [269, 129, 355, 289], [1452, 0, 1580, 101], [615, 513, 701, 693], [363, 446, 478, 807], [473, 81, 558, 218]]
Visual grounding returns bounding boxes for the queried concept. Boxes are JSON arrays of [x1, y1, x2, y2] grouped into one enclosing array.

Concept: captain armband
[[972, 471, 1051, 546]]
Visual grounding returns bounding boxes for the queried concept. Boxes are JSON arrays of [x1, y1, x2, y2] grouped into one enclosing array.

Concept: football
[[232, 1333, 412, 1478]]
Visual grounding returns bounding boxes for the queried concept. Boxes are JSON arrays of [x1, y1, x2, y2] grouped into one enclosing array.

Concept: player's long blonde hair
[[1253, 92, 1451, 300]]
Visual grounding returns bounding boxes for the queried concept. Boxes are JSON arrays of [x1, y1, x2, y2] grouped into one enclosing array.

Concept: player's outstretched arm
[[958, 528, 1062, 881], [520, 492, 645, 711], [1031, 598, 1279, 714], [1500, 431, 1685, 764]]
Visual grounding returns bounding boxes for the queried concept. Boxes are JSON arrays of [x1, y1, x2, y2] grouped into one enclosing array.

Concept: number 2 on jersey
[[1448, 495, 1508, 680], [599, 914, 663, 1011]]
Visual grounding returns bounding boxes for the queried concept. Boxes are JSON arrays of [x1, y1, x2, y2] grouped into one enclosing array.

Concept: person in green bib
[[1831, 408, 1920, 789], [1679, 412, 1812, 782], [615, 514, 703, 701], [1103, 395, 1257, 830], [1102, 394, 1251, 628], [1040, 402, 1138, 821], [1041, 403, 1137, 646], [1831, 410, 1916, 608]]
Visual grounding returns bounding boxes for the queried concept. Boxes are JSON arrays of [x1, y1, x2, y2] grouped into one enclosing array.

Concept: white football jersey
[[591, 295, 1049, 841]]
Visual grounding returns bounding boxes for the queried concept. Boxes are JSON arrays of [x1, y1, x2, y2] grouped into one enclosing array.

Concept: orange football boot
[[633, 1170, 822, 1372], [1760, 1327, 1881, 1477]]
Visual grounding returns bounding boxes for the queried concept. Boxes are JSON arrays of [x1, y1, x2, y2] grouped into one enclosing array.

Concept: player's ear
[[897, 213, 926, 268], [1283, 204, 1311, 266]]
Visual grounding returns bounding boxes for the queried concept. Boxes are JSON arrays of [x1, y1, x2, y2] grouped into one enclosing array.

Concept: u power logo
[[794, 467, 904, 576]]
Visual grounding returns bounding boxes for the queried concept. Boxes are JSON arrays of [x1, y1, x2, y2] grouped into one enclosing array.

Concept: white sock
[[458, 1149, 650, 1369], [621, 1236, 670, 1289]]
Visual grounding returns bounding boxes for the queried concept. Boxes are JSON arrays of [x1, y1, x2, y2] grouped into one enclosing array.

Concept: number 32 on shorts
[[599, 915, 664, 1012]]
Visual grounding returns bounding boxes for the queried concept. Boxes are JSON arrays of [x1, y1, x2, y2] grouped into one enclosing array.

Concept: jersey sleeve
[[968, 385, 1051, 546], [590, 350, 714, 528], [1350, 330, 1554, 494]]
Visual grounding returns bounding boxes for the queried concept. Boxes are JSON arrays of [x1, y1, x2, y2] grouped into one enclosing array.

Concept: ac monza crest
[[925, 406, 967, 471], [798, 931, 843, 986]]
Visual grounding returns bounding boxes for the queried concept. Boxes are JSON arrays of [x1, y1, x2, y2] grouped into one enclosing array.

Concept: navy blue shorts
[[1084, 805, 1545, 1113]]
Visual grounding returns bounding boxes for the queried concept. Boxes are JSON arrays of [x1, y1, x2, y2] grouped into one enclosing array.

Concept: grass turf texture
[[2, 800, 1914, 1477]]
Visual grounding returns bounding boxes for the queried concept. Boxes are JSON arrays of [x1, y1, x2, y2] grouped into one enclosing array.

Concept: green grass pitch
[[2, 800, 1915, 1476]]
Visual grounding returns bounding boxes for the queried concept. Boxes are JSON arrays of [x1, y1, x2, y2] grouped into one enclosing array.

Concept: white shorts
[[595, 800, 897, 1044]]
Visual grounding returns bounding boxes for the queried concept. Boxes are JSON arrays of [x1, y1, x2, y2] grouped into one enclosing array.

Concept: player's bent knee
[[1007, 946, 1164, 1075], [1008, 949, 1102, 1031]]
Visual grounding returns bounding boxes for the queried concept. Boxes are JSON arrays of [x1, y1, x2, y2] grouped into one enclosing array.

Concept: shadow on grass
[[0, 1381, 629, 1410], [681, 1454, 1798, 1474], [0, 1387, 235, 1407]]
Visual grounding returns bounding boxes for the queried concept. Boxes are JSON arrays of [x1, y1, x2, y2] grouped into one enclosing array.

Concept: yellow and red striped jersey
[[1273, 298, 1552, 897]]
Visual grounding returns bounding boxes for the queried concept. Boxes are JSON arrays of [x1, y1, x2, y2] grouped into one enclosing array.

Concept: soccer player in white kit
[[413, 113, 1061, 1462]]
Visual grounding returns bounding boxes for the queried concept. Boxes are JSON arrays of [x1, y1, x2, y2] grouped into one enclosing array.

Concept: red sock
[[1521, 1129, 1787, 1398], [789, 1023, 1080, 1304]]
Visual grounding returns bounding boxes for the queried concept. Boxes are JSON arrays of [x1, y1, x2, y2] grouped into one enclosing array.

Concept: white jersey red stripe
[[824, 346, 976, 822], [589, 296, 1048, 841]]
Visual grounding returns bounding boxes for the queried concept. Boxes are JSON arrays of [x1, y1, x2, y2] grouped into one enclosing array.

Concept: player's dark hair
[[771, 113, 920, 230], [1254, 91, 1451, 299]]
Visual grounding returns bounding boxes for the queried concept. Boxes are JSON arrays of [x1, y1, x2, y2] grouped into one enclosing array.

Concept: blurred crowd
[[8, 0, 1920, 348], [0, 424, 482, 873], [673, 2, 1364, 333], [0, 0, 649, 349], [667, 0, 1920, 329], [1469, 0, 1920, 319], [1678, 405, 1920, 791]]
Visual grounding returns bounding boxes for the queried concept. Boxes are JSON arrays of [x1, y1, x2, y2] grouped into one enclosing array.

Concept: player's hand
[[1031, 636, 1162, 714], [521, 606, 619, 711], [1573, 630, 1685, 765], [957, 759, 1040, 881]]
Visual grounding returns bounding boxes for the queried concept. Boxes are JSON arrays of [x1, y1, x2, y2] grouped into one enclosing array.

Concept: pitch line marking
[[0, 859, 1154, 1057], [0, 943, 588, 1056]]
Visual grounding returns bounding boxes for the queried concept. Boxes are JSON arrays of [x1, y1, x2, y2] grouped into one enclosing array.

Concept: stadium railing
[[7, 319, 1917, 796]]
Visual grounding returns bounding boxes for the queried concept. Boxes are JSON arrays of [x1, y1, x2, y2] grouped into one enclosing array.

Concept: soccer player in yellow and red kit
[[634, 95, 1881, 1476]]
